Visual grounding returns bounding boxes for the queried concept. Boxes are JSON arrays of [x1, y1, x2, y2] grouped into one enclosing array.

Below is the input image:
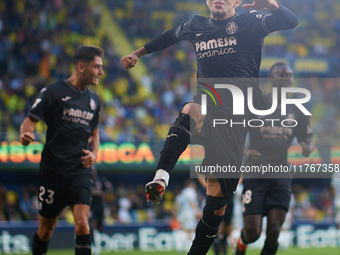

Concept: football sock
[[187, 218, 223, 255], [156, 113, 196, 174], [261, 240, 278, 255], [75, 234, 92, 255], [188, 196, 228, 255], [237, 231, 248, 252], [32, 232, 49, 255]]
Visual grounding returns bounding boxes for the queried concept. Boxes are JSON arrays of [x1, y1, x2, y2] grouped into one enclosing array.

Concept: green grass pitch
[[8, 247, 340, 255]]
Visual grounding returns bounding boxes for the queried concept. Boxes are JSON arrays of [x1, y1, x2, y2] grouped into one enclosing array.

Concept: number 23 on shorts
[[39, 186, 55, 205]]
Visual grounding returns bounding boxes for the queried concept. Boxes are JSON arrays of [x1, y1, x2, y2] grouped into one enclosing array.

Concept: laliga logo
[[199, 83, 312, 116]]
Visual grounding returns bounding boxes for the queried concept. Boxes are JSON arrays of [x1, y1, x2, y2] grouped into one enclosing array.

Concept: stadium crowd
[[108, 0, 340, 59], [0, 0, 339, 145], [0, 0, 339, 225], [0, 180, 336, 225]]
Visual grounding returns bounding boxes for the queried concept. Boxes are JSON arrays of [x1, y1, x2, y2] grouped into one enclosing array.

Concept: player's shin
[[146, 113, 196, 203], [32, 232, 50, 255], [75, 234, 92, 255], [188, 218, 222, 255], [157, 113, 195, 174], [188, 196, 229, 255], [260, 240, 278, 255]]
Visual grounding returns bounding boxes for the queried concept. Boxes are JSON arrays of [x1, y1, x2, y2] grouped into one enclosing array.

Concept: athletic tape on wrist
[[153, 169, 170, 186]]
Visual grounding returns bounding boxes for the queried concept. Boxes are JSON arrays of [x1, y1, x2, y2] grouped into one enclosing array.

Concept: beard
[[211, 8, 229, 19]]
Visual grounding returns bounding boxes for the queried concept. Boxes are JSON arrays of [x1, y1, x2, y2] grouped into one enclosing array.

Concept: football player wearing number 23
[[20, 45, 103, 255]]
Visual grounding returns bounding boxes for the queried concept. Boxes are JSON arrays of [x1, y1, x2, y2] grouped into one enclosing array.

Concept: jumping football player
[[121, 1, 298, 254]]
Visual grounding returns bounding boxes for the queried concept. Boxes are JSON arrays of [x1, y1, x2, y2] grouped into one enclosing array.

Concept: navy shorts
[[38, 170, 93, 219], [242, 178, 292, 216], [181, 100, 246, 201]]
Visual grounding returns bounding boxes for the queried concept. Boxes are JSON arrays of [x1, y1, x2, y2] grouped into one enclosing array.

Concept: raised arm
[[121, 47, 148, 71], [121, 26, 182, 70], [244, 0, 298, 32], [264, 3, 298, 31], [19, 117, 38, 146], [243, 0, 279, 11]]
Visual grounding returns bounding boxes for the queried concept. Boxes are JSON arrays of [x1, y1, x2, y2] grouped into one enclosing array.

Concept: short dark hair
[[268, 62, 289, 77], [72, 45, 104, 65]]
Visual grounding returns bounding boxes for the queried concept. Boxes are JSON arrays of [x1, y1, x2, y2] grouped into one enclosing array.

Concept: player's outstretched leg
[[145, 174, 167, 204], [187, 196, 229, 255], [145, 112, 196, 203]]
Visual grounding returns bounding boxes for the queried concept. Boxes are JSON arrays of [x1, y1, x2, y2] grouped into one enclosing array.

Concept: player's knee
[[75, 219, 90, 235], [202, 196, 229, 229], [40, 232, 53, 241], [181, 103, 203, 126], [39, 226, 55, 240], [243, 224, 261, 243], [213, 205, 227, 217]]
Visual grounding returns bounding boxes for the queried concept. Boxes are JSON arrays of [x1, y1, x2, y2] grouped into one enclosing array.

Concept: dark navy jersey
[[29, 80, 101, 176], [144, 5, 298, 113], [143, 5, 298, 182], [176, 11, 279, 112], [244, 94, 313, 177], [175, 11, 270, 79]]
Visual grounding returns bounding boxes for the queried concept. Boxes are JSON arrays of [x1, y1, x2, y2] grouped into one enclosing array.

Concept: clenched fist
[[20, 132, 35, 146]]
